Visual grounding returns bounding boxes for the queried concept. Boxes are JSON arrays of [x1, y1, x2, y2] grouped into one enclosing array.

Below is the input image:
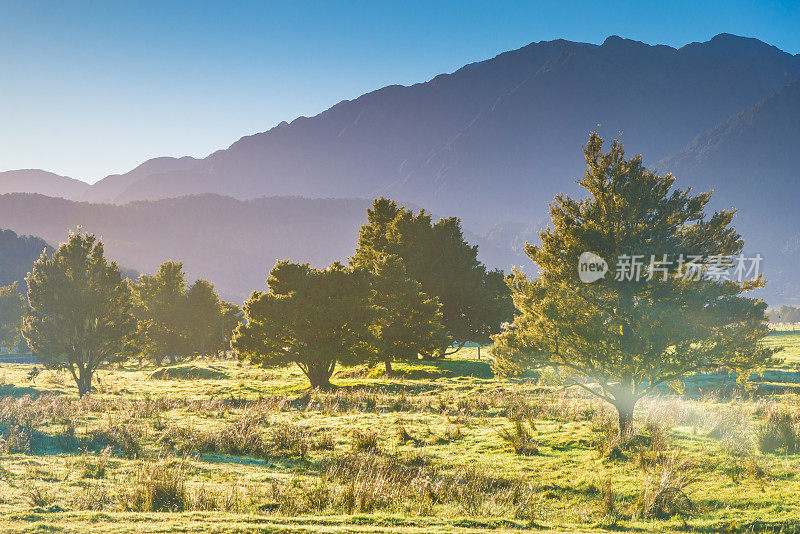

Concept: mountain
[[0, 229, 53, 288], [661, 77, 800, 303], [75, 34, 799, 231], [0, 194, 515, 303], [79, 156, 200, 203], [0, 170, 89, 199]]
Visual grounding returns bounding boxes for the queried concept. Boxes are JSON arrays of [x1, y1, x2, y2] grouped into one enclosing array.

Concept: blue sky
[[1, 0, 798, 183]]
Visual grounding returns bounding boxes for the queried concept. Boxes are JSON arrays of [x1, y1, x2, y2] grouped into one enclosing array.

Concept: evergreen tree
[[185, 279, 221, 358], [353, 198, 513, 357], [363, 253, 447, 373], [23, 232, 135, 396], [233, 261, 373, 389], [491, 133, 777, 434], [131, 261, 189, 366], [216, 301, 243, 356]]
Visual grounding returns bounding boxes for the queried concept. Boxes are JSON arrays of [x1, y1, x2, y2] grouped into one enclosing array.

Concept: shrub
[[351, 429, 379, 453], [92, 420, 144, 459], [24, 483, 55, 508], [272, 423, 309, 458], [634, 458, 696, 519], [120, 460, 187, 512], [499, 420, 539, 456], [68, 483, 111, 510], [757, 406, 799, 454]]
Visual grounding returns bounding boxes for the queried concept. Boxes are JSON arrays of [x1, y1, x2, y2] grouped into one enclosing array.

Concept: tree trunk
[[385, 358, 392, 375], [613, 396, 637, 437], [77, 368, 93, 397], [306, 363, 334, 390], [169, 353, 176, 365]]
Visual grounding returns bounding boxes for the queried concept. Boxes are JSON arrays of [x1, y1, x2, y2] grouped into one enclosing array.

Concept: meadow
[[0, 331, 799, 533]]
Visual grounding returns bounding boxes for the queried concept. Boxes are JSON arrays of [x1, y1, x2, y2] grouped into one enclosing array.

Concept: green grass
[[1, 349, 800, 532]]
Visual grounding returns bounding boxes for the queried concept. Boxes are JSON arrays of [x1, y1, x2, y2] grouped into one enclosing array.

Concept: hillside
[[0, 194, 512, 303], [0, 169, 89, 199], [661, 77, 800, 303], [0, 229, 52, 288], [73, 34, 800, 232]]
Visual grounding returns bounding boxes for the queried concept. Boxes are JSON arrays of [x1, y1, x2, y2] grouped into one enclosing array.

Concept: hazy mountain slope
[[87, 34, 799, 229], [0, 229, 53, 288], [0, 194, 516, 303], [661, 77, 800, 303], [79, 156, 200, 203], [394, 34, 800, 228], [0, 170, 89, 199]]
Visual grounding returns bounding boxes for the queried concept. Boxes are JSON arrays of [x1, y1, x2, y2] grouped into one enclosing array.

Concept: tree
[[362, 252, 447, 374], [232, 261, 373, 389], [490, 133, 777, 435], [185, 279, 221, 358], [216, 301, 243, 356], [131, 262, 189, 366], [23, 232, 135, 396], [0, 283, 27, 348], [353, 198, 513, 357]]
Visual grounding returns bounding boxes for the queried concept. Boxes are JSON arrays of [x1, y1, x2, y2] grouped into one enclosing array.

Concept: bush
[[120, 460, 187, 512], [351, 429, 379, 453], [499, 419, 539, 456], [634, 458, 696, 519], [757, 406, 799, 454], [272, 423, 309, 458]]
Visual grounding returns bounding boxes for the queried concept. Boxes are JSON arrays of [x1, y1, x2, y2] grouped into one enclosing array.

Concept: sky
[[1, 0, 798, 183]]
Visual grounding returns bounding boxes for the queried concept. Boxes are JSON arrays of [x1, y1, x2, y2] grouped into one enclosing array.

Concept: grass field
[[1, 334, 800, 533]]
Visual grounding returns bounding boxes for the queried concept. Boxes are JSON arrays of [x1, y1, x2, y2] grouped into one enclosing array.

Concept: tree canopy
[[363, 252, 447, 373], [131, 262, 238, 365], [232, 261, 373, 388], [23, 231, 135, 396], [491, 133, 777, 434], [353, 198, 513, 356]]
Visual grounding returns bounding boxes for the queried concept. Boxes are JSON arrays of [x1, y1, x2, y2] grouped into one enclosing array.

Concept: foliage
[[22, 231, 135, 396], [491, 133, 777, 433], [233, 261, 374, 388], [756, 406, 799, 454], [185, 279, 221, 357], [131, 263, 237, 365], [130, 262, 189, 366], [358, 252, 447, 372], [353, 198, 514, 356], [0, 282, 27, 347]]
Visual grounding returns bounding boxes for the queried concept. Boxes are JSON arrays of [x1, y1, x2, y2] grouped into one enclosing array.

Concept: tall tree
[[217, 300, 244, 356], [131, 261, 189, 366], [362, 252, 447, 373], [185, 279, 221, 358], [23, 232, 135, 396], [233, 261, 373, 389], [353, 198, 513, 357], [491, 133, 777, 434], [0, 283, 27, 348]]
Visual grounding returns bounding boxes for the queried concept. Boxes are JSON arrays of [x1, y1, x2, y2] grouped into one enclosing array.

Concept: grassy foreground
[[0, 334, 799, 533]]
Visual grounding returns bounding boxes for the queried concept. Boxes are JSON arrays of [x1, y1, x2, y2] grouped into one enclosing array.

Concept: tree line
[[0, 133, 778, 434], [1, 198, 514, 394]]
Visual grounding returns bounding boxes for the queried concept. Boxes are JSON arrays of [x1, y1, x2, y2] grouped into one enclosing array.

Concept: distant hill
[[0, 229, 52, 288], [0, 194, 515, 303], [0, 170, 89, 199], [78, 156, 200, 203]]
